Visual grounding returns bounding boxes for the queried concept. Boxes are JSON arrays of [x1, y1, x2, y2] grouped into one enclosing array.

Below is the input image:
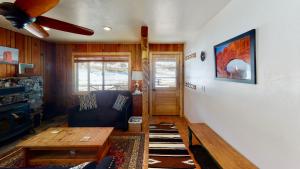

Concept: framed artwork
[[214, 29, 256, 84], [0, 46, 19, 65]]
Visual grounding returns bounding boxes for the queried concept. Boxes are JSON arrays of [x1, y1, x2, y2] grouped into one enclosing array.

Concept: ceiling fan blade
[[24, 22, 49, 38], [36, 16, 94, 36], [14, 0, 59, 17]]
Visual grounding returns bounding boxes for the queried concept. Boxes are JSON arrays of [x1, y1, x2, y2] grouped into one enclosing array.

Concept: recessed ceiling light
[[103, 26, 112, 31], [43, 26, 51, 31]]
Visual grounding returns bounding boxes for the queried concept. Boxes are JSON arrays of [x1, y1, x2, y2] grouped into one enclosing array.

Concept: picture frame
[[0, 46, 19, 65], [214, 29, 256, 84]]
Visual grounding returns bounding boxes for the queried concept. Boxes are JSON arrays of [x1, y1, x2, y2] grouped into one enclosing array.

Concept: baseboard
[[183, 112, 191, 124]]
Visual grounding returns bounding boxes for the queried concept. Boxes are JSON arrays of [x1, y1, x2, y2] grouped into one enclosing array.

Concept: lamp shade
[[132, 71, 143, 80]]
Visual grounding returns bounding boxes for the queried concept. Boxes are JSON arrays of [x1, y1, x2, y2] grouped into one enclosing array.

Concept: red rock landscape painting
[[214, 30, 256, 84], [0, 46, 19, 64]]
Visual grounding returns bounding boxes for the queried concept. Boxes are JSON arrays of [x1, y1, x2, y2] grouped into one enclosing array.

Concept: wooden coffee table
[[17, 127, 113, 166]]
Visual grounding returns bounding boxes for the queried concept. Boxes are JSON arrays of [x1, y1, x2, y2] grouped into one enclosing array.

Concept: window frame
[[72, 52, 132, 93]]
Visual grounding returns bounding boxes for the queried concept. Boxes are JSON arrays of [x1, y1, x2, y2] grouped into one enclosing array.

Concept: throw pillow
[[112, 94, 129, 111], [78, 93, 98, 111]]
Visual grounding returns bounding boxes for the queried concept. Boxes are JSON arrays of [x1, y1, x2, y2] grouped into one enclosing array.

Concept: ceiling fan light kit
[[0, 2, 34, 29], [43, 26, 50, 31], [0, 0, 94, 38]]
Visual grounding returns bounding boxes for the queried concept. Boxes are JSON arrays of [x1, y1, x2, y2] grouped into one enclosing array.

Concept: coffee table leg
[[97, 139, 111, 162], [23, 148, 29, 167]]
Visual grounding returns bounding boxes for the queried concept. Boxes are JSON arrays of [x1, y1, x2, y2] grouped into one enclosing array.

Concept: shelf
[[0, 102, 29, 112], [0, 86, 25, 96]]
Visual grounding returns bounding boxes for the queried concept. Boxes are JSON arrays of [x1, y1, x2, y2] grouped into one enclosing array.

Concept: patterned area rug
[[0, 134, 144, 169], [108, 134, 144, 169], [148, 123, 195, 169]]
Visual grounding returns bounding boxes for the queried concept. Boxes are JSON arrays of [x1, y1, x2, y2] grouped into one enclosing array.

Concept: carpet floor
[[148, 123, 195, 169]]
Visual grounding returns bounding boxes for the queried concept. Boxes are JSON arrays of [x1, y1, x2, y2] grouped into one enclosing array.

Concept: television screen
[[0, 46, 19, 65]]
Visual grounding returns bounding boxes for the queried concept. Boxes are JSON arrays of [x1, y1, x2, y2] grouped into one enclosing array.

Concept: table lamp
[[132, 71, 143, 94]]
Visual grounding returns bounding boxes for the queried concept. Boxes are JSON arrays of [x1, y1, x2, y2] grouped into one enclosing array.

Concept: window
[[74, 55, 129, 91], [154, 56, 177, 88]]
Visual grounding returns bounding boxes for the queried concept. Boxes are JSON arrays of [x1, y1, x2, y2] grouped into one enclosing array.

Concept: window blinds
[[74, 55, 129, 62]]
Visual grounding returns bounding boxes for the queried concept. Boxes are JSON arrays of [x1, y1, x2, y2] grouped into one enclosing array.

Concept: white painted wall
[[184, 0, 300, 168]]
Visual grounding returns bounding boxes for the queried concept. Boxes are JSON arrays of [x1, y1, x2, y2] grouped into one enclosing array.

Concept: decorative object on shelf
[[185, 52, 196, 61], [214, 29, 256, 84], [18, 63, 34, 74], [185, 82, 197, 90], [200, 51, 206, 62], [132, 71, 143, 95], [0, 46, 19, 64], [4, 81, 11, 88]]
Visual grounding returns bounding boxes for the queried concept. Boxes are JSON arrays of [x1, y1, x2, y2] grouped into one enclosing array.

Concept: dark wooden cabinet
[[132, 94, 142, 116]]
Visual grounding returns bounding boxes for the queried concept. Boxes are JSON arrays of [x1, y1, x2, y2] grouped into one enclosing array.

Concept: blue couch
[[68, 91, 132, 130]]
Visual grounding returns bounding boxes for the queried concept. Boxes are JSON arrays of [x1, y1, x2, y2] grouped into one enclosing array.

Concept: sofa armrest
[[69, 105, 80, 112], [68, 106, 80, 126]]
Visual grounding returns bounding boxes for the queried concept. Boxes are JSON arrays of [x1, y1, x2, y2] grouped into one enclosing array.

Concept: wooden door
[[150, 52, 182, 116]]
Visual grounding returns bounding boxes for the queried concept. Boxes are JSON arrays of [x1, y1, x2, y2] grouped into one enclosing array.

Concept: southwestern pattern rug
[[0, 134, 144, 169], [148, 123, 195, 169]]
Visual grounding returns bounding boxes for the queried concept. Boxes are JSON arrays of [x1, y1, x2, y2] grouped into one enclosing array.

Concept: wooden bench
[[188, 123, 257, 169]]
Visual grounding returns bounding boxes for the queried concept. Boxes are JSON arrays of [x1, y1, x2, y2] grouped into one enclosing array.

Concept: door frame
[[149, 51, 183, 117]]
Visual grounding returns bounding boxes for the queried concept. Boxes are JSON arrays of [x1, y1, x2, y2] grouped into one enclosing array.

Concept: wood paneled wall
[[41, 42, 56, 106], [0, 27, 184, 114], [0, 27, 56, 106], [72, 44, 142, 70], [54, 43, 184, 111], [1, 28, 38, 77], [53, 43, 184, 112], [54, 43, 142, 111], [149, 44, 184, 52]]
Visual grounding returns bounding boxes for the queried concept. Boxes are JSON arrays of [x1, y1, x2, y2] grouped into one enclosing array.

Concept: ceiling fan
[[0, 0, 94, 38]]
